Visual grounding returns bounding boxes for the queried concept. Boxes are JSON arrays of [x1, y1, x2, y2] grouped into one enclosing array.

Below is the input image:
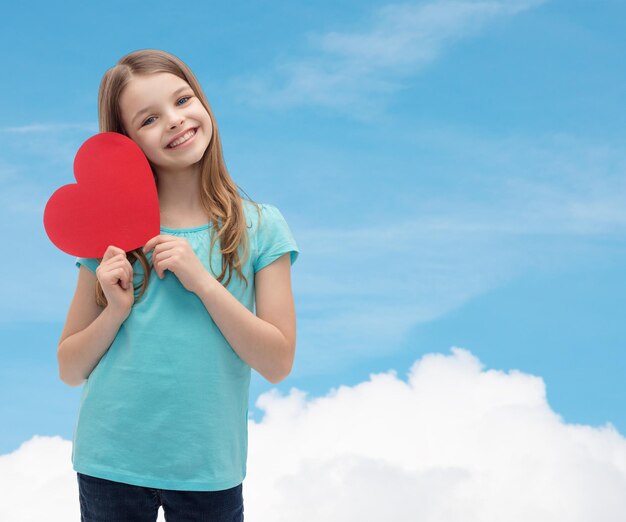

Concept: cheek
[[139, 134, 164, 156], [202, 116, 214, 141], [125, 133, 155, 158]]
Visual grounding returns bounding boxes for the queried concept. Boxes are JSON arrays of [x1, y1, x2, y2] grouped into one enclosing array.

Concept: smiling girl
[[57, 49, 300, 521]]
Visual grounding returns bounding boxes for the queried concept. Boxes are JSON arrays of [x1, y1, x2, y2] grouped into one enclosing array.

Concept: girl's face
[[118, 72, 213, 175]]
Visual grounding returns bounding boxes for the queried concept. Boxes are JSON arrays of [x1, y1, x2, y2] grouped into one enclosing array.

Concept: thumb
[[123, 271, 132, 290], [102, 245, 126, 262]]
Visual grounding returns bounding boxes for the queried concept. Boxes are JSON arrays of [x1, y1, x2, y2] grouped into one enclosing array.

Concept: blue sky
[[1, 1, 625, 516]]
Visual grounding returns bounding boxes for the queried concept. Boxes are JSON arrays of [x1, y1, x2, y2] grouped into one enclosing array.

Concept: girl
[[57, 49, 300, 521]]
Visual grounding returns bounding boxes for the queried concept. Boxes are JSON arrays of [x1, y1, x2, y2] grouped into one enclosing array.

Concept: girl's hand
[[96, 245, 134, 319], [143, 235, 209, 294]]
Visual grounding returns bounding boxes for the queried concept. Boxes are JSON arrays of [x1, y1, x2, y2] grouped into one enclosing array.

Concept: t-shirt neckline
[[160, 223, 211, 233]]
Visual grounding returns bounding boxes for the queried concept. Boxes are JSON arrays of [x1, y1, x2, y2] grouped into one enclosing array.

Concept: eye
[[141, 96, 193, 127]]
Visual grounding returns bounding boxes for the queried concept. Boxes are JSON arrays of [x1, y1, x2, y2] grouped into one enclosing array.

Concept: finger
[[102, 245, 126, 261], [150, 253, 158, 278], [109, 253, 126, 264], [151, 241, 178, 260], [123, 263, 133, 289], [157, 257, 170, 279], [110, 267, 127, 287], [114, 266, 125, 282], [120, 267, 132, 290], [151, 245, 176, 279], [97, 260, 123, 280], [156, 250, 175, 266], [101, 257, 127, 271], [143, 235, 162, 254], [153, 253, 168, 279], [100, 254, 126, 273], [144, 235, 177, 254], [105, 265, 127, 283], [152, 254, 163, 279]]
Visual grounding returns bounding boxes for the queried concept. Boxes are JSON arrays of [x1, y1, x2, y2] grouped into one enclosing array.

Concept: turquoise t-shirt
[[71, 200, 299, 491]]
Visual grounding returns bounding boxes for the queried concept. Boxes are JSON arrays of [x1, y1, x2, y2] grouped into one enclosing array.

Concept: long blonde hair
[[95, 49, 260, 306]]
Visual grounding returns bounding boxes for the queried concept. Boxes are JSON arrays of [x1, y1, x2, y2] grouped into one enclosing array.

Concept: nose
[[169, 116, 184, 129], [166, 108, 184, 129]]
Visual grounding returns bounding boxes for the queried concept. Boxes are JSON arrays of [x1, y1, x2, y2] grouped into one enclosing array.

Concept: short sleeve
[[254, 204, 300, 273], [75, 257, 101, 274]]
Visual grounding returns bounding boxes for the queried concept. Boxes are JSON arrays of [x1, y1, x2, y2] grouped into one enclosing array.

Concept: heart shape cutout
[[44, 132, 160, 258]]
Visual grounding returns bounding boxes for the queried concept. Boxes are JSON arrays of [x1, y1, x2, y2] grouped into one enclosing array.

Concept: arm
[[195, 253, 296, 384], [57, 265, 129, 387]]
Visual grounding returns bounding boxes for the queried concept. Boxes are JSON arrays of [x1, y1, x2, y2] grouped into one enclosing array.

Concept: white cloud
[[2, 348, 625, 521], [230, 0, 546, 116], [0, 434, 167, 521], [246, 347, 626, 520]]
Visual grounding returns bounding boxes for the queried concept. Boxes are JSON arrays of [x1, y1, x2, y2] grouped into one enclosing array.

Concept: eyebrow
[[132, 86, 191, 124]]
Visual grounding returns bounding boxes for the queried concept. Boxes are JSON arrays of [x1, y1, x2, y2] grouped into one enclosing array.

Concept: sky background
[[1, 0, 625, 520]]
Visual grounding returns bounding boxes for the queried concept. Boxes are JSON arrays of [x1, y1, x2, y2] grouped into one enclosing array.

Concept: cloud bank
[[1, 347, 625, 521]]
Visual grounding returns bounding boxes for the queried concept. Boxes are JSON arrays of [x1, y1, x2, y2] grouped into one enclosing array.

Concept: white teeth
[[168, 128, 196, 148]]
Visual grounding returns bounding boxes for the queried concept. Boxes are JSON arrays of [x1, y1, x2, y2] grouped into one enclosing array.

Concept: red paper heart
[[43, 132, 160, 258]]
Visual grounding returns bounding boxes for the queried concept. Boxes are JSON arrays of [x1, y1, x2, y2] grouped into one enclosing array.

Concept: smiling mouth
[[166, 127, 198, 149]]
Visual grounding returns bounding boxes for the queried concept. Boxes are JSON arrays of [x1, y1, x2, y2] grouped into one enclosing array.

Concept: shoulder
[[244, 200, 299, 272], [242, 200, 282, 230], [75, 256, 101, 274]]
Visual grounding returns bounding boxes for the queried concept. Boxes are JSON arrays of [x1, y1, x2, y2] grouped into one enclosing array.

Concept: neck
[[154, 162, 205, 217]]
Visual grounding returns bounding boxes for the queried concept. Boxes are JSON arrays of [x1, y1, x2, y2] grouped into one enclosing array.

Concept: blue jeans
[[77, 472, 244, 521]]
